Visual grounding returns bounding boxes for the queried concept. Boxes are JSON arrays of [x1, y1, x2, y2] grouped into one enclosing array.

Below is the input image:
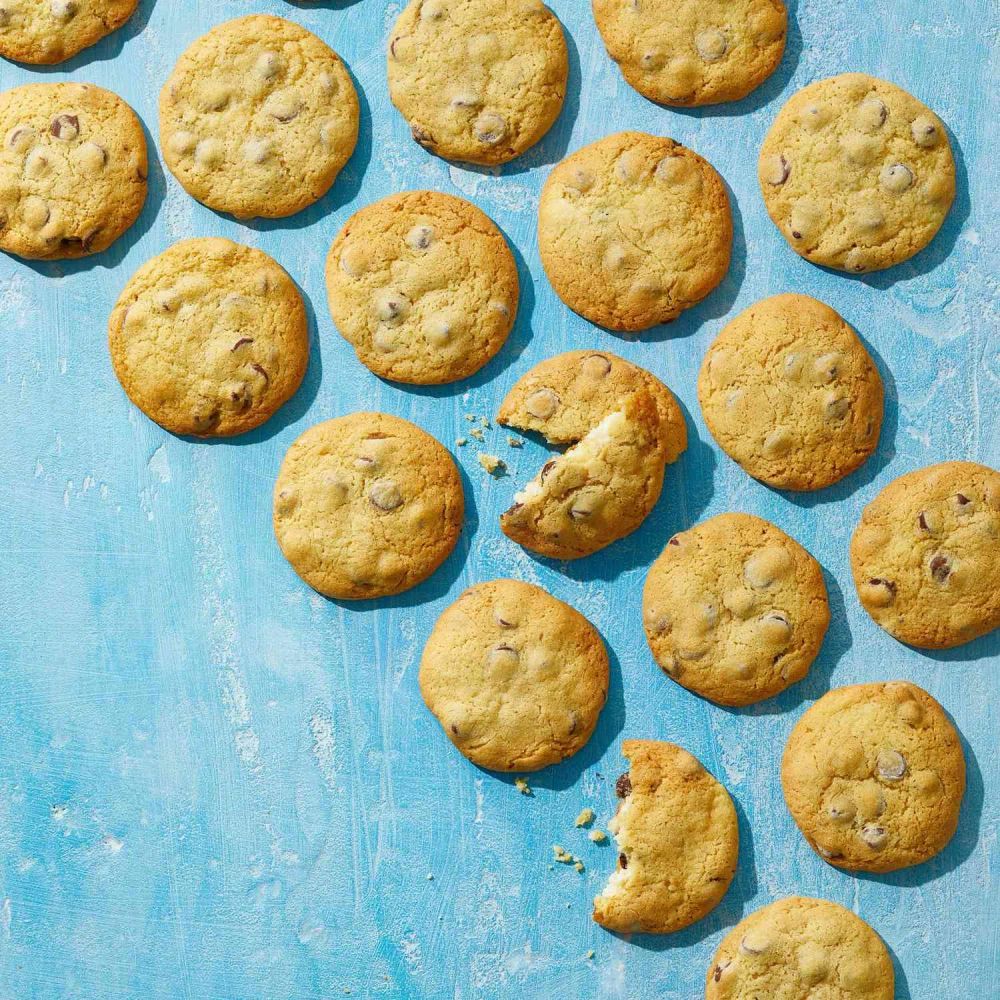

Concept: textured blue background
[[0, 1, 996, 997]]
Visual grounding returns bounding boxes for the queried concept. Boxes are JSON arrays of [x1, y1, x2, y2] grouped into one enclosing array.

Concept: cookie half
[[759, 73, 955, 272], [419, 579, 609, 771], [160, 15, 359, 220], [0, 82, 147, 259], [593, 0, 787, 107], [643, 513, 829, 706], [706, 897, 894, 998], [0, 0, 138, 65], [698, 294, 884, 490], [388, 0, 568, 166], [326, 191, 518, 385], [593, 740, 738, 934], [850, 461, 1000, 648], [273, 414, 464, 600], [109, 238, 309, 437], [782, 682, 965, 872], [538, 132, 731, 331]]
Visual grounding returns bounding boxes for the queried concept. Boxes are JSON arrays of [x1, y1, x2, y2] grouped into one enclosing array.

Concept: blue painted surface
[[0, 1, 996, 997]]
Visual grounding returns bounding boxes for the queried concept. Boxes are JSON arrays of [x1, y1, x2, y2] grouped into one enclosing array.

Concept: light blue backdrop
[[0, 1, 996, 997]]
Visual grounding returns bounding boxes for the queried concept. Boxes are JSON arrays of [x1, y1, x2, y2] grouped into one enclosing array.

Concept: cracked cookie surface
[[593, 0, 786, 107], [274, 414, 464, 600], [0, 0, 138, 65], [387, 0, 567, 166], [706, 896, 894, 998], [0, 81, 146, 259], [419, 579, 609, 771], [109, 238, 309, 437], [643, 513, 829, 706], [699, 293, 884, 490], [538, 131, 731, 331], [326, 190, 518, 385], [850, 461, 1000, 648], [593, 740, 738, 934], [759, 73, 955, 272], [160, 15, 358, 220], [781, 682, 965, 873]]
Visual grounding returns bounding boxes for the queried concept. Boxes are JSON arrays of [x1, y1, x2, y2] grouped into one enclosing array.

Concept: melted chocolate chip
[[618, 852, 628, 869], [615, 772, 632, 798], [930, 554, 952, 583]]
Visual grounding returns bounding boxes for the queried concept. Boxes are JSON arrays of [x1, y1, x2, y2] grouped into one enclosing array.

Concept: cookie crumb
[[574, 861, 585, 873], [469, 428, 484, 441], [514, 777, 532, 796], [464, 414, 476, 423], [586, 950, 595, 960], [588, 829, 607, 843], [507, 436, 523, 448], [426, 873, 434, 881], [552, 844, 573, 863], [455, 437, 468, 447], [480, 416, 491, 428], [478, 453, 506, 475], [575, 807, 595, 828]]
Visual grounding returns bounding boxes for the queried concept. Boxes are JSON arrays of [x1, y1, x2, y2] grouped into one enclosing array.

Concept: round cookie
[[781, 682, 966, 873], [0, 0, 138, 65], [643, 513, 829, 706], [593, 740, 738, 934], [419, 579, 609, 771], [850, 461, 1000, 648], [698, 294, 884, 491], [593, 0, 787, 107], [759, 73, 955, 273], [387, 0, 568, 166], [160, 15, 359, 220], [497, 349, 687, 462], [273, 414, 464, 600], [326, 191, 518, 385], [109, 238, 309, 438], [0, 82, 147, 260], [538, 131, 731, 332], [706, 896, 894, 998]]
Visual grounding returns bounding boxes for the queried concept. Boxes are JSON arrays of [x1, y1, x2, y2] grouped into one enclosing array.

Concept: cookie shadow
[[914, 627, 999, 664], [884, 939, 913, 1000]]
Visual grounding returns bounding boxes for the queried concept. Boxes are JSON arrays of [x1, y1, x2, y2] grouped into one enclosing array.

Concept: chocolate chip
[[880, 163, 914, 193], [50, 114, 80, 141], [869, 578, 896, 598], [369, 478, 403, 511], [581, 354, 612, 378], [668, 536, 680, 546], [763, 153, 790, 186], [249, 363, 270, 383], [473, 112, 507, 146], [411, 123, 434, 147], [876, 749, 907, 782], [911, 116, 939, 148], [406, 225, 433, 250], [525, 388, 559, 420], [231, 337, 254, 352], [712, 962, 731, 983], [615, 772, 632, 798], [695, 28, 727, 62], [618, 852, 628, 869], [918, 511, 930, 531], [929, 553, 952, 583], [540, 460, 556, 482], [389, 35, 404, 59], [860, 823, 888, 849]]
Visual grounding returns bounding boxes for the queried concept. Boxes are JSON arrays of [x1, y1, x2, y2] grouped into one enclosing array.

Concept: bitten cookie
[[850, 461, 1000, 648], [109, 238, 309, 437], [781, 682, 966, 873], [387, 0, 567, 166], [273, 414, 464, 600], [698, 294, 884, 490], [706, 897, 894, 998], [759, 73, 955, 272], [419, 579, 609, 771], [538, 132, 731, 331], [593, 740, 738, 935], [593, 0, 786, 107], [326, 191, 518, 385], [160, 15, 359, 220], [0, 82, 146, 259], [501, 388, 668, 560], [497, 349, 686, 462], [643, 513, 829, 706], [0, 0, 138, 65]]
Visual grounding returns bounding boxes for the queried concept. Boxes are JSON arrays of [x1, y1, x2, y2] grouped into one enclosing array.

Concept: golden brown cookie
[[326, 191, 518, 385], [698, 294, 884, 490], [850, 461, 1000, 648], [109, 238, 309, 438], [593, 740, 738, 934], [273, 414, 464, 600], [419, 579, 609, 771], [0, 0, 138, 65], [538, 132, 731, 331], [781, 682, 966, 872]]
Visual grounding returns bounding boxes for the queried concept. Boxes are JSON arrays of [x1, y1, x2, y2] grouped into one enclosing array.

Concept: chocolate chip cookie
[[759, 73, 955, 272], [109, 238, 309, 437], [273, 414, 464, 600], [0, 82, 146, 259], [643, 513, 829, 706], [706, 897, 894, 998], [593, 740, 738, 934], [782, 682, 966, 872], [326, 191, 518, 385], [161, 15, 359, 220], [850, 461, 1000, 648], [593, 0, 787, 107], [0, 0, 138, 65], [538, 132, 731, 331], [388, 0, 568, 166], [698, 294, 884, 490], [419, 579, 609, 771]]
